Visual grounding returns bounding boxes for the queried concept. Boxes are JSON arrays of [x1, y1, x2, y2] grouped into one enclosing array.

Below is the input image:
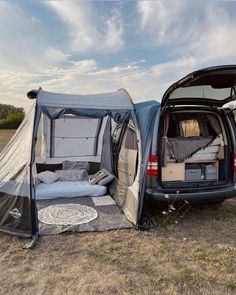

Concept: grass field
[[0, 129, 15, 153], [0, 130, 235, 295]]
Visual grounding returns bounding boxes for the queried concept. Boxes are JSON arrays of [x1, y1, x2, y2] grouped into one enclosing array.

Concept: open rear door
[[161, 65, 236, 109]]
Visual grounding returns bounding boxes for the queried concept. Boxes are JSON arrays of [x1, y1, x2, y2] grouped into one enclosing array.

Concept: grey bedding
[[168, 136, 213, 162]]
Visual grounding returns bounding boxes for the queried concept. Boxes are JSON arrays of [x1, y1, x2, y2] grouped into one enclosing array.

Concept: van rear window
[[169, 86, 231, 101]]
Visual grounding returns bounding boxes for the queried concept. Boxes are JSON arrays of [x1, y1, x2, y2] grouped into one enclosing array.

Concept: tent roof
[[36, 88, 133, 110]]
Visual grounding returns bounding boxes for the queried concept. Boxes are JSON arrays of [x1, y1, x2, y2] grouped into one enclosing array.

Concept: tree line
[[0, 104, 25, 129]]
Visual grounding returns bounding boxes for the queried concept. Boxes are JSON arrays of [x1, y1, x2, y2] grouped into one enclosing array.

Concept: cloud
[[103, 8, 124, 52], [137, 0, 236, 64], [0, 2, 125, 110], [71, 59, 98, 73], [189, 4, 236, 63], [137, 1, 200, 46], [0, 2, 70, 71], [151, 56, 197, 82], [1, 0, 236, 113], [45, 1, 124, 53], [0, 57, 196, 111], [45, 48, 70, 65], [0, 2, 40, 69]]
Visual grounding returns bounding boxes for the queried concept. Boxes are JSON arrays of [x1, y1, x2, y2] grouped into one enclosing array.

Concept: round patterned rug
[[38, 204, 98, 226]]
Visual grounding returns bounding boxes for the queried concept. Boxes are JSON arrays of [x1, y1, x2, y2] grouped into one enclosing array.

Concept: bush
[[0, 104, 25, 129]]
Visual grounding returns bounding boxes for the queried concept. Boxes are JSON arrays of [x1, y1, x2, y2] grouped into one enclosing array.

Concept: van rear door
[[161, 65, 236, 108]]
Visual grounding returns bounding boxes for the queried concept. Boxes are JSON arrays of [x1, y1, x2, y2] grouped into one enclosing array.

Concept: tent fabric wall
[[37, 89, 134, 110], [134, 101, 161, 222], [0, 87, 161, 240]]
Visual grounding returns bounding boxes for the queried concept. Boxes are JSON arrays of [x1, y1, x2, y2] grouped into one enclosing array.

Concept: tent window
[[51, 116, 100, 158]]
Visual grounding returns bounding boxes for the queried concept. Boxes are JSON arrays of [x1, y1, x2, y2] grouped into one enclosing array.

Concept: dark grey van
[[145, 65, 236, 204]]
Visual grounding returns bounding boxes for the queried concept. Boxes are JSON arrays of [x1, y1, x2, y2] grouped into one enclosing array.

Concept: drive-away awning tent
[[0, 88, 160, 247]]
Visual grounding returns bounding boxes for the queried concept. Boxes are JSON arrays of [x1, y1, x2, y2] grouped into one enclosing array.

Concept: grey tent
[[0, 88, 160, 247]]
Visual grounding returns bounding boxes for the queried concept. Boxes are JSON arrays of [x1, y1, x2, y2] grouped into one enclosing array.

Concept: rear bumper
[[145, 185, 236, 204]]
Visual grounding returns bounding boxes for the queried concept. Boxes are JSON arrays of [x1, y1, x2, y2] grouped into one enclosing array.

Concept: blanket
[[168, 136, 214, 162]]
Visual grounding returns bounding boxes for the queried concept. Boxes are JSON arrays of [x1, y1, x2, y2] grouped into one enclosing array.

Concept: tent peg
[[22, 232, 39, 249]]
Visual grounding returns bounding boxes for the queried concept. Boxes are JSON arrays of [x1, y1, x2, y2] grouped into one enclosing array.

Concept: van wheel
[[207, 199, 225, 205], [139, 216, 151, 231], [213, 200, 225, 205]]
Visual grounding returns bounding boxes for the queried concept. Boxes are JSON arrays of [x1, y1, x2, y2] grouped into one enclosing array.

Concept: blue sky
[[1, 1, 236, 110]]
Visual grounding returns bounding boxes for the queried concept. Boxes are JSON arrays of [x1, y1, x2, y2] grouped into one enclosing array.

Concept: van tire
[[139, 216, 151, 231]]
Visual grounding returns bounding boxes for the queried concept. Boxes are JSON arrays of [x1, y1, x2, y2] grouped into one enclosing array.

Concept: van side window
[[180, 120, 200, 137], [112, 124, 123, 145], [124, 127, 138, 150]]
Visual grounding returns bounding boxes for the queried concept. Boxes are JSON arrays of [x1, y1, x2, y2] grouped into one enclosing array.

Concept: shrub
[[0, 104, 24, 129]]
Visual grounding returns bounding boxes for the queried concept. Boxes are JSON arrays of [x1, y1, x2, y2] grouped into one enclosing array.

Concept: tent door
[[117, 122, 138, 186], [111, 119, 141, 224]]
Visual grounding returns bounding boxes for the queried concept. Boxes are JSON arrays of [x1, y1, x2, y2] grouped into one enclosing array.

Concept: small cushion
[[55, 169, 87, 181], [88, 169, 115, 186], [62, 161, 90, 171], [98, 174, 115, 186], [37, 171, 60, 184]]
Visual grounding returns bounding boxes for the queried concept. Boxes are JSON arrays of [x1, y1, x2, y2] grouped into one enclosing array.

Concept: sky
[[1, 0, 236, 110]]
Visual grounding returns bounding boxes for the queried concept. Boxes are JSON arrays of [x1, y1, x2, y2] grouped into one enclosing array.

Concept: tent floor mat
[[37, 195, 132, 236]]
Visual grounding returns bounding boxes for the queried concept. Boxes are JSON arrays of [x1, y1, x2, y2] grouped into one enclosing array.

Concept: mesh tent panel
[[0, 102, 36, 235]]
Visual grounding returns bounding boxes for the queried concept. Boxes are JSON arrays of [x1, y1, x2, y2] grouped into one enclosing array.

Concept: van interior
[[160, 109, 230, 189]]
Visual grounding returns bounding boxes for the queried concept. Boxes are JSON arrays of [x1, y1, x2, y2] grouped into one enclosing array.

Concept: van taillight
[[147, 155, 158, 176], [232, 153, 236, 171]]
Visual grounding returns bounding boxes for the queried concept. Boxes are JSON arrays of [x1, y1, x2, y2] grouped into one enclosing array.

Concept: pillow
[[62, 161, 90, 171], [37, 171, 60, 184], [88, 169, 115, 186], [55, 169, 88, 181]]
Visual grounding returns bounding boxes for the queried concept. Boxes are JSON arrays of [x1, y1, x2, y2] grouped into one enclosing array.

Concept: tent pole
[[28, 103, 41, 247], [93, 117, 103, 156]]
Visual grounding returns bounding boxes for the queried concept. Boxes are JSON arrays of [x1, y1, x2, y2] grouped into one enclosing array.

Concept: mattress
[[36, 181, 107, 200]]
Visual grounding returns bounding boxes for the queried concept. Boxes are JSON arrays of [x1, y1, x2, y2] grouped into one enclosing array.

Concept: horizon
[[1, 1, 236, 111]]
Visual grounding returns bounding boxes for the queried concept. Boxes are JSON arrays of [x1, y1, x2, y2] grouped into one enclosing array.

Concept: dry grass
[[0, 129, 15, 152], [0, 130, 236, 295]]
